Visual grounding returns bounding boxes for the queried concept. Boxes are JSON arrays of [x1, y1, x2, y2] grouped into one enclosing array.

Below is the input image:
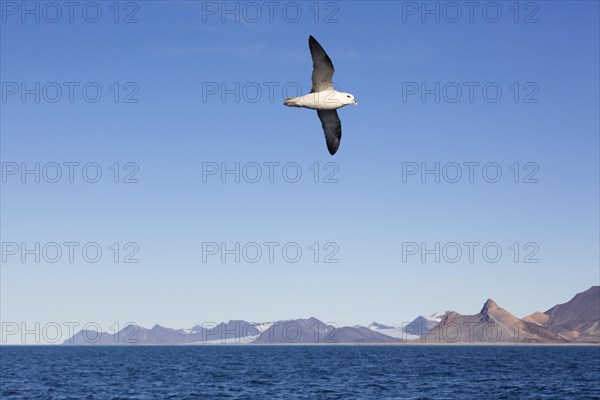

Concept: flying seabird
[[284, 35, 358, 155]]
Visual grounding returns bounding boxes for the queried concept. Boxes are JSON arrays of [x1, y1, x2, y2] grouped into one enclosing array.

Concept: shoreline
[[2, 342, 599, 347]]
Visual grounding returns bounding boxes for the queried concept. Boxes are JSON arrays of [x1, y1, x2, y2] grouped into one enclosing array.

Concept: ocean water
[[1, 346, 599, 399]]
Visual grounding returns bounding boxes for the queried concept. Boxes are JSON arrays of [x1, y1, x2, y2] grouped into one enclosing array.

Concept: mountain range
[[64, 286, 599, 345]]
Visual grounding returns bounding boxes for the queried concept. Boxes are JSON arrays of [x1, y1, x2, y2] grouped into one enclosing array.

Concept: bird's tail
[[284, 97, 300, 107]]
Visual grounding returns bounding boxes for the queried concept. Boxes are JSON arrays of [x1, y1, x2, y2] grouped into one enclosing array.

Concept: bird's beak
[[353, 100, 358, 105]]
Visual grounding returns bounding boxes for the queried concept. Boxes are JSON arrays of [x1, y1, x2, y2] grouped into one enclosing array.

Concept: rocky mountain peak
[[481, 299, 500, 315]]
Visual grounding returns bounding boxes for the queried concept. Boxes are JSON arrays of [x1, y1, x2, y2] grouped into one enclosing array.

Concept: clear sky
[[1, 1, 599, 343]]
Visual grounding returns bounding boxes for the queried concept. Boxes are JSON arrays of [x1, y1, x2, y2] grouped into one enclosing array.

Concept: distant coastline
[[3, 286, 598, 346]]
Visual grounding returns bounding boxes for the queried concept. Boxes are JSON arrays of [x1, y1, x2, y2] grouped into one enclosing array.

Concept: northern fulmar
[[284, 36, 358, 155]]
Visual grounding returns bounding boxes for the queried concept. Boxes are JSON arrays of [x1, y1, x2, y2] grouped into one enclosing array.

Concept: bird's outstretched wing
[[309, 36, 335, 93], [317, 110, 342, 155]]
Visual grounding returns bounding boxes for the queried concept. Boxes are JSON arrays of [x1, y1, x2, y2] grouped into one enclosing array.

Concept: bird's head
[[340, 92, 358, 106]]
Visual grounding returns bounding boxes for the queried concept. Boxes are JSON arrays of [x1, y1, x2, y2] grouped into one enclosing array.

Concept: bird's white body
[[284, 90, 357, 110]]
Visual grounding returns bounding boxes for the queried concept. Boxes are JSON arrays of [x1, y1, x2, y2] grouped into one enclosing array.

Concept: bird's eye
[[347, 95, 351, 98]]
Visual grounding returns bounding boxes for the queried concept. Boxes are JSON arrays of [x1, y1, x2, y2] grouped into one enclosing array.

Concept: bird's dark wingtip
[[327, 143, 339, 156]]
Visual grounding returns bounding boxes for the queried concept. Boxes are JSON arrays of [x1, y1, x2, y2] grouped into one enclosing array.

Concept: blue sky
[[1, 1, 599, 342]]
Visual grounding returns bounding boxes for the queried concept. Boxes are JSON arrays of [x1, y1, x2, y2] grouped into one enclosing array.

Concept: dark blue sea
[[1, 346, 599, 399]]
